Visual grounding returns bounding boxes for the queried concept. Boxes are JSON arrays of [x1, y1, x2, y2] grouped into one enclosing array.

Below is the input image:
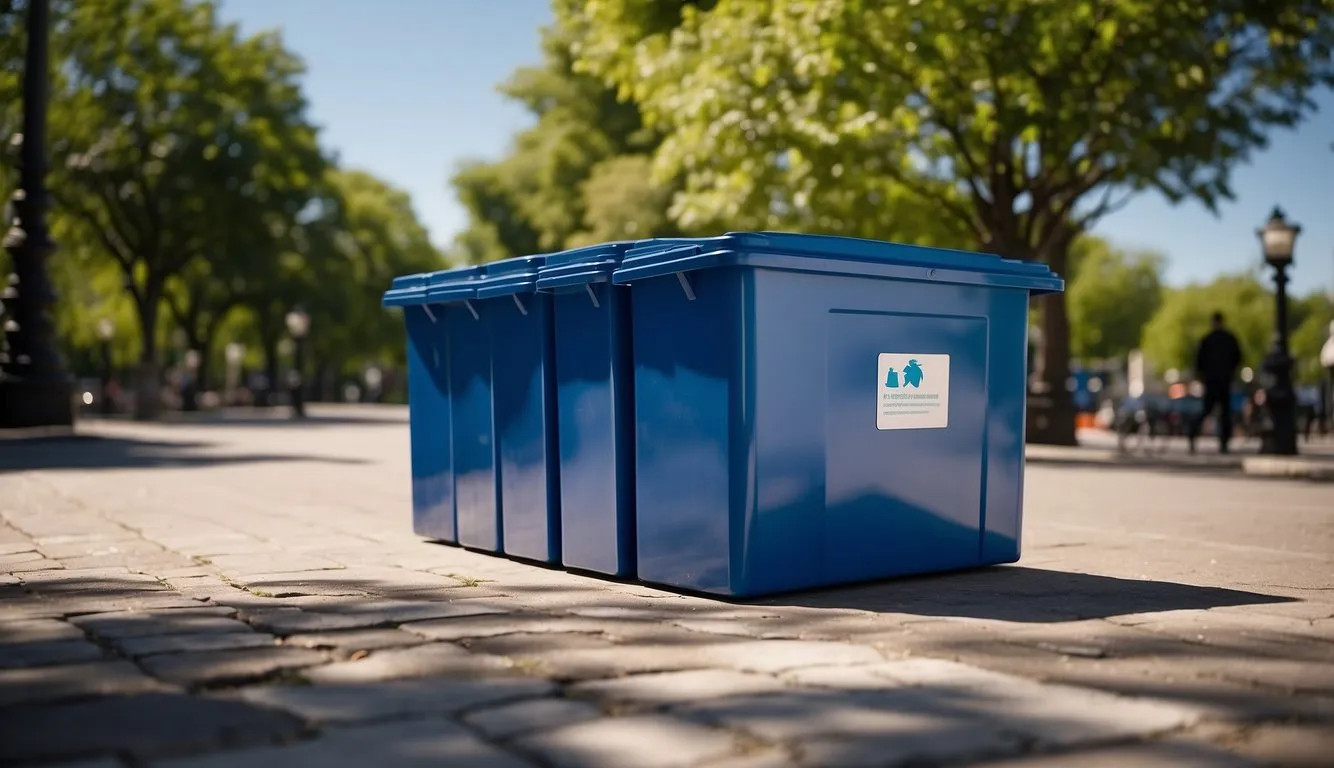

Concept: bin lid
[[535, 241, 635, 291], [381, 264, 483, 307], [610, 232, 1063, 294], [474, 254, 556, 299]]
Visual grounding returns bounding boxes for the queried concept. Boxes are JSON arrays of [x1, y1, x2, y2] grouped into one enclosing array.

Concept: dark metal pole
[[100, 339, 113, 416], [290, 338, 306, 419], [0, 0, 73, 429], [1259, 263, 1298, 455]]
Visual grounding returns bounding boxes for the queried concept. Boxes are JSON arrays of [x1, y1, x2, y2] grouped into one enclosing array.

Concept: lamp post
[[285, 307, 309, 419], [95, 318, 114, 416], [0, 0, 73, 429], [1257, 207, 1300, 456]]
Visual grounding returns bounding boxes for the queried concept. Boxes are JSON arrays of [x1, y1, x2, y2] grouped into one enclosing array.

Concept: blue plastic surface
[[382, 265, 485, 543], [535, 242, 637, 577], [612, 232, 1063, 597], [474, 254, 562, 563]]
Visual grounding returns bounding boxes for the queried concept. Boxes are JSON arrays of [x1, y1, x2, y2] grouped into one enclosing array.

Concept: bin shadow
[[0, 435, 369, 473], [757, 565, 1295, 623]]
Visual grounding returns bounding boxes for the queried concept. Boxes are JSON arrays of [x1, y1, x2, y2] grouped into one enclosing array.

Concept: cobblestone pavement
[[2, 406, 1331, 767]]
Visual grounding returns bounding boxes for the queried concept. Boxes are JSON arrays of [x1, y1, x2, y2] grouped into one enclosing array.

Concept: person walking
[[1190, 311, 1243, 454]]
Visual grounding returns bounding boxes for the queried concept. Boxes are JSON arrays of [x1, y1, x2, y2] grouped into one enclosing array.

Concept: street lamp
[[285, 306, 310, 419], [0, 0, 73, 429], [1256, 206, 1301, 456], [95, 318, 114, 416]]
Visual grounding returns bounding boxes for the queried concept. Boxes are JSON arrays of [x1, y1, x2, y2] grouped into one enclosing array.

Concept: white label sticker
[[877, 353, 950, 430]]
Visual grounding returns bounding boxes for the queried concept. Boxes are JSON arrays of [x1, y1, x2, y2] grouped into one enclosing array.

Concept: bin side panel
[[493, 293, 561, 563], [822, 306, 990, 583], [448, 303, 501, 552], [405, 306, 455, 542], [554, 283, 636, 576], [633, 270, 738, 594], [980, 291, 1030, 564]]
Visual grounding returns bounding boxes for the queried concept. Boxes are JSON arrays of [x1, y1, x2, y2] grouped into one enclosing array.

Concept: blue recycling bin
[[383, 265, 485, 544], [535, 242, 637, 577], [611, 232, 1063, 597], [475, 255, 562, 563]]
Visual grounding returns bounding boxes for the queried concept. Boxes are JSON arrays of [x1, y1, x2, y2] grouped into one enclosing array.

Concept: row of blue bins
[[384, 233, 1063, 598]]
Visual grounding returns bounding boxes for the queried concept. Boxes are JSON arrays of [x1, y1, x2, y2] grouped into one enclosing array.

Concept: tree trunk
[[132, 294, 161, 421], [260, 334, 279, 409], [1026, 246, 1078, 446]]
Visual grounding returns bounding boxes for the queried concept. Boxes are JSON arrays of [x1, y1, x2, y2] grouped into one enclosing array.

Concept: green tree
[[1291, 292, 1334, 384], [45, 0, 326, 419], [566, 0, 1334, 443], [1066, 238, 1164, 363], [1140, 274, 1273, 376]]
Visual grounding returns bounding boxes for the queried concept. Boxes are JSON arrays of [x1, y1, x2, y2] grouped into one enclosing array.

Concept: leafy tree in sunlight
[[1065, 238, 1164, 363], [1291, 292, 1334, 385], [448, 17, 683, 262], [1141, 274, 1274, 376], [566, 0, 1334, 444], [44, 0, 327, 419]]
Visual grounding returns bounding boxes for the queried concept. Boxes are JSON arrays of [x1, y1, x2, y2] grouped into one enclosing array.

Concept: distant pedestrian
[[1189, 311, 1243, 454]]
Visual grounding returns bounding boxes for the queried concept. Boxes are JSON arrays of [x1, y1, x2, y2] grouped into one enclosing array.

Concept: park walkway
[[2, 406, 1332, 766]]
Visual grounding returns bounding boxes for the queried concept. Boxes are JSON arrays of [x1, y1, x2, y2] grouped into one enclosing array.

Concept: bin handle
[[512, 294, 528, 316], [463, 299, 480, 321], [676, 272, 696, 302], [585, 283, 601, 309]]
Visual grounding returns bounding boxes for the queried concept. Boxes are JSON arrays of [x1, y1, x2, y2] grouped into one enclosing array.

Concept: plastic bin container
[[475, 255, 562, 563], [611, 232, 1063, 597], [382, 265, 485, 543], [535, 242, 637, 577]]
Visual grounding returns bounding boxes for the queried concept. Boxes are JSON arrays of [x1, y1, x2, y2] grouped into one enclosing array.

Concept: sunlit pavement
[[1, 405, 1331, 766]]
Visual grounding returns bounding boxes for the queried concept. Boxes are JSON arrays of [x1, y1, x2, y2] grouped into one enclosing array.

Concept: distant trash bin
[[610, 232, 1063, 597], [476, 255, 562, 563], [536, 242, 637, 577], [382, 265, 485, 544]]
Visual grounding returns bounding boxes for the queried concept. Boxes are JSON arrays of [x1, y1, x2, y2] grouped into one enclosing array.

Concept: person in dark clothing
[[1189, 312, 1243, 454]]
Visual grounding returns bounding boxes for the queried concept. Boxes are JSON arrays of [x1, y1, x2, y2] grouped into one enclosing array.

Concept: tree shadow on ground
[[0, 434, 369, 473], [139, 408, 409, 429], [756, 565, 1295, 622]]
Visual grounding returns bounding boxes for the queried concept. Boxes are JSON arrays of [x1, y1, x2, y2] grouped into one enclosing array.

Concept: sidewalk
[[1026, 429, 1334, 482], [2, 408, 1331, 766]]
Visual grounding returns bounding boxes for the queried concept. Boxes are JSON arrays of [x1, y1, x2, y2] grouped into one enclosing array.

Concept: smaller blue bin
[[383, 265, 484, 544], [476, 254, 562, 563], [536, 242, 637, 577]]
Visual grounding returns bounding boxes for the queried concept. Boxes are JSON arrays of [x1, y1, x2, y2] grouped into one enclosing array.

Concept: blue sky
[[217, 0, 1333, 297]]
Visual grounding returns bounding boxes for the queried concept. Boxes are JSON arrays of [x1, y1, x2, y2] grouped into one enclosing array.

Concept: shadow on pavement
[[145, 409, 409, 429], [758, 566, 1295, 622], [0, 435, 369, 473]]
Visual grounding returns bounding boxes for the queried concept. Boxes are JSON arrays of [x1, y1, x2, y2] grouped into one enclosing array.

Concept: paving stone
[[307, 598, 510, 624], [571, 669, 789, 707], [4, 557, 64, 572], [0, 660, 167, 706], [156, 717, 534, 768], [0, 692, 304, 764], [48, 595, 219, 616], [0, 550, 44, 565], [72, 611, 251, 639], [0, 638, 105, 668], [0, 595, 63, 620], [0, 617, 84, 643], [403, 613, 613, 641], [1219, 722, 1334, 767], [281, 628, 428, 653], [116, 631, 279, 657], [701, 751, 801, 768], [62, 552, 195, 571], [0, 541, 36, 556], [18, 568, 165, 591], [532, 640, 883, 680], [303, 642, 515, 684], [976, 739, 1255, 767], [464, 697, 603, 739], [467, 631, 620, 656], [237, 675, 555, 723], [203, 553, 346, 575], [513, 714, 739, 768], [0, 573, 18, 585], [140, 646, 328, 686]]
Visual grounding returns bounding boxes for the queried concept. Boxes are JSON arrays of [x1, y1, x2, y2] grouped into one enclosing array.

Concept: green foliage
[[1291, 292, 1334, 384], [1066, 238, 1164, 362], [1140, 274, 1274, 376], [564, 0, 1334, 443], [448, 17, 684, 262]]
